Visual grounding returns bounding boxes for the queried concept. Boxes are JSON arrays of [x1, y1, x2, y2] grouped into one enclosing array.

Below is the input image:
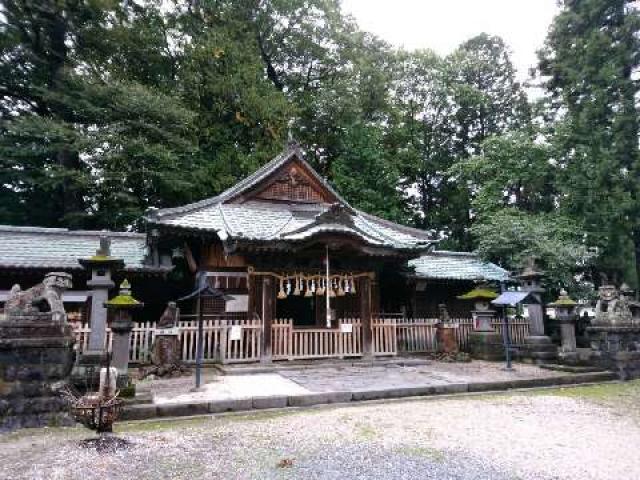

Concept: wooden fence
[[72, 316, 530, 365], [272, 318, 363, 360]]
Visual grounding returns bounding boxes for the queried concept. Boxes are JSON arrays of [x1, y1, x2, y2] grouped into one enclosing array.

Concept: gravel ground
[[1, 383, 640, 480]]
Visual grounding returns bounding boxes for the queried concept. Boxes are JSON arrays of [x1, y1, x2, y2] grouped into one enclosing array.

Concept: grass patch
[[354, 421, 376, 440], [116, 416, 215, 433], [399, 445, 446, 463], [517, 380, 640, 400]]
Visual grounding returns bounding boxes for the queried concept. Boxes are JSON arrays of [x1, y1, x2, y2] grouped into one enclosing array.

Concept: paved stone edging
[[119, 371, 617, 421]]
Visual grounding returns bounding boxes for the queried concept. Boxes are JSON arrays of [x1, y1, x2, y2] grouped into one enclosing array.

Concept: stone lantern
[[458, 285, 502, 360], [105, 279, 143, 388], [549, 289, 578, 363], [517, 258, 557, 364], [72, 236, 124, 390]]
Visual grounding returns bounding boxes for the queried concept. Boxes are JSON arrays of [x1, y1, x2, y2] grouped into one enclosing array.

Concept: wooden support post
[[261, 276, 274, 364], [360, 276, 373, 359]]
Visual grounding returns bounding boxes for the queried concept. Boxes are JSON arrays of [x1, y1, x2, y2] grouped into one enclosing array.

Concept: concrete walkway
[[123, 360, 616, 420]]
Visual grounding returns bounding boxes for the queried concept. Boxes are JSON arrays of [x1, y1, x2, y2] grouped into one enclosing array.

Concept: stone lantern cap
[[620, 283, 634, 296], [548, 289, 577, 308], [457, 285, 498, 301], [105, 279, 144, 310], [78, 236, 125, 269], [516, 257, 544, 280]]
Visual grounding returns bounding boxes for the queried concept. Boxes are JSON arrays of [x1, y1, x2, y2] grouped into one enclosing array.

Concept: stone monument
[[518, 259, 557, 364], [0, 272, 75, 431], [458, 285, 503, 360], [436, 304, 459, 354], [71, 236, 124, 390], [143, 302, 189, 378]]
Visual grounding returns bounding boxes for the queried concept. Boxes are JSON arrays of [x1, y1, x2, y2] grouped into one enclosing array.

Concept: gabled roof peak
[[147, 145, 348, 221]]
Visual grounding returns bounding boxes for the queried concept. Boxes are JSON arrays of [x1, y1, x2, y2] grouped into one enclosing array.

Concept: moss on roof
[[457, 287, 499, 300]]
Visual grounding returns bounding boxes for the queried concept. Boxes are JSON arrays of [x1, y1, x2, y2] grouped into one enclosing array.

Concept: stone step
[[539, 364, 607, 374], [119, 370, 619, 421]]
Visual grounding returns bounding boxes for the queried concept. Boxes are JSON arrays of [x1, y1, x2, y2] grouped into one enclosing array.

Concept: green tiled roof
[[0, 226, 162, 272], [409, 251, 510, 282]]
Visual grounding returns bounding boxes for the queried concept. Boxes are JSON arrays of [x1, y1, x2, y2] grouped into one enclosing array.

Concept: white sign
[[225, 294, 249, 313], [340, 323, 353, 333], [155, 327, 180, 336], [230, 325, 242, 341]]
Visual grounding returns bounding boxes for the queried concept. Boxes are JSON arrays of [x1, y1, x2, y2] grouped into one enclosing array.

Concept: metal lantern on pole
[[177, 271, 231, 390], [492, 291, 541, 370]]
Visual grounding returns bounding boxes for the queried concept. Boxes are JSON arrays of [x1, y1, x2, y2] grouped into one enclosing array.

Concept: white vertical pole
[[326, 244, 331, 328]]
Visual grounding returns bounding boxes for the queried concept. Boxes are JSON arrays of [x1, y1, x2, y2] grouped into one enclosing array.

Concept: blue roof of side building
[[409, 250, 511, 282], [0, 226, 167, 272]]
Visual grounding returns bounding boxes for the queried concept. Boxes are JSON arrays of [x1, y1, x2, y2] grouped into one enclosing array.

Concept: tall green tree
[[538, 0, 640, 287], [0, 0, 200, 229]]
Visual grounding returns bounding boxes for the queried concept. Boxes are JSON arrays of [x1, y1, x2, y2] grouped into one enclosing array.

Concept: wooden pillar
[[261, 275, 274, 363], [360, 276, 373, 358]]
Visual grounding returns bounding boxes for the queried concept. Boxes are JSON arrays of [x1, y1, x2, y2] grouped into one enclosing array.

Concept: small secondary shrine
[[146, 145, 436, 361]]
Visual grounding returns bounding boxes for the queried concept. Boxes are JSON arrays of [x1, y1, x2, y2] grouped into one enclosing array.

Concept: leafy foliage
[[1, 0, 638, 293]]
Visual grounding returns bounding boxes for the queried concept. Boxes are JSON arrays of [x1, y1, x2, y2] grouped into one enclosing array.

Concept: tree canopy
[[1, 0, 639, 294]]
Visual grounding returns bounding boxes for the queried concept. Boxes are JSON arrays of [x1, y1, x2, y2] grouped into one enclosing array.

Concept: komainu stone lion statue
[[594, 284, 633, 326], [5, 272, 73, 322]]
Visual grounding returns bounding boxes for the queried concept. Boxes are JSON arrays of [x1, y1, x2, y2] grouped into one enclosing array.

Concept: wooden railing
[[72, 315, 531, 365], [372, 317, 397, 356], [73, 315, 261, 365], [175, 315, 262, 364], [396, 318, 438, 353]]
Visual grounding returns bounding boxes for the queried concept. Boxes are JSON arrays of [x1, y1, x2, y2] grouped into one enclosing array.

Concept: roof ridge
[[354, 210, 435, 241], [0, 225, 144, 238], [429, 250, 479, 258]]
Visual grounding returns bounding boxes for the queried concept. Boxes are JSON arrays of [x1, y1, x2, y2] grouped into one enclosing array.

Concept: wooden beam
[[261, 275, 274, 363], [360, 276, 373, 358], [184, 242, 198, 273]]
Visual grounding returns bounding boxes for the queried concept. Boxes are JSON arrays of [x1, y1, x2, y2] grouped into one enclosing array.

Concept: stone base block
[[519, 336, 558, 364], [0, 313, 76, 431], [468, 331, 504, 361]]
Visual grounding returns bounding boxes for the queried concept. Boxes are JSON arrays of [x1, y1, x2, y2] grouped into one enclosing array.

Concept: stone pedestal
[[436, 323, 459, 354], [0, 312, 75, 431], [468, 310, 503, 361], [558, 319, 578, 363], [588, 325, 640, 379], [109, 319, 134, 389], [520, 335, 558, 364]]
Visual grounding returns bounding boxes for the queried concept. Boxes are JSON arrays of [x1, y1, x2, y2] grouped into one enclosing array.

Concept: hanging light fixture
[[351, 276, 357, 295], [317, 277, 325, 296], [286, 278, 292, 295], [337, 276, 345, 296], [277, 277, 287, 299], [329, 277, 336, 298], [304, 277, 313, 297]]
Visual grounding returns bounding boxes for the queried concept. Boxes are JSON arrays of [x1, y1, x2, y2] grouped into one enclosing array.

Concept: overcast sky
[[341, 0, 560, 81]]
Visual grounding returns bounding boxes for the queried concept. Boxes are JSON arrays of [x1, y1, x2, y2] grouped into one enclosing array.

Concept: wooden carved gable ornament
[[255, 164, 329, 203]]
